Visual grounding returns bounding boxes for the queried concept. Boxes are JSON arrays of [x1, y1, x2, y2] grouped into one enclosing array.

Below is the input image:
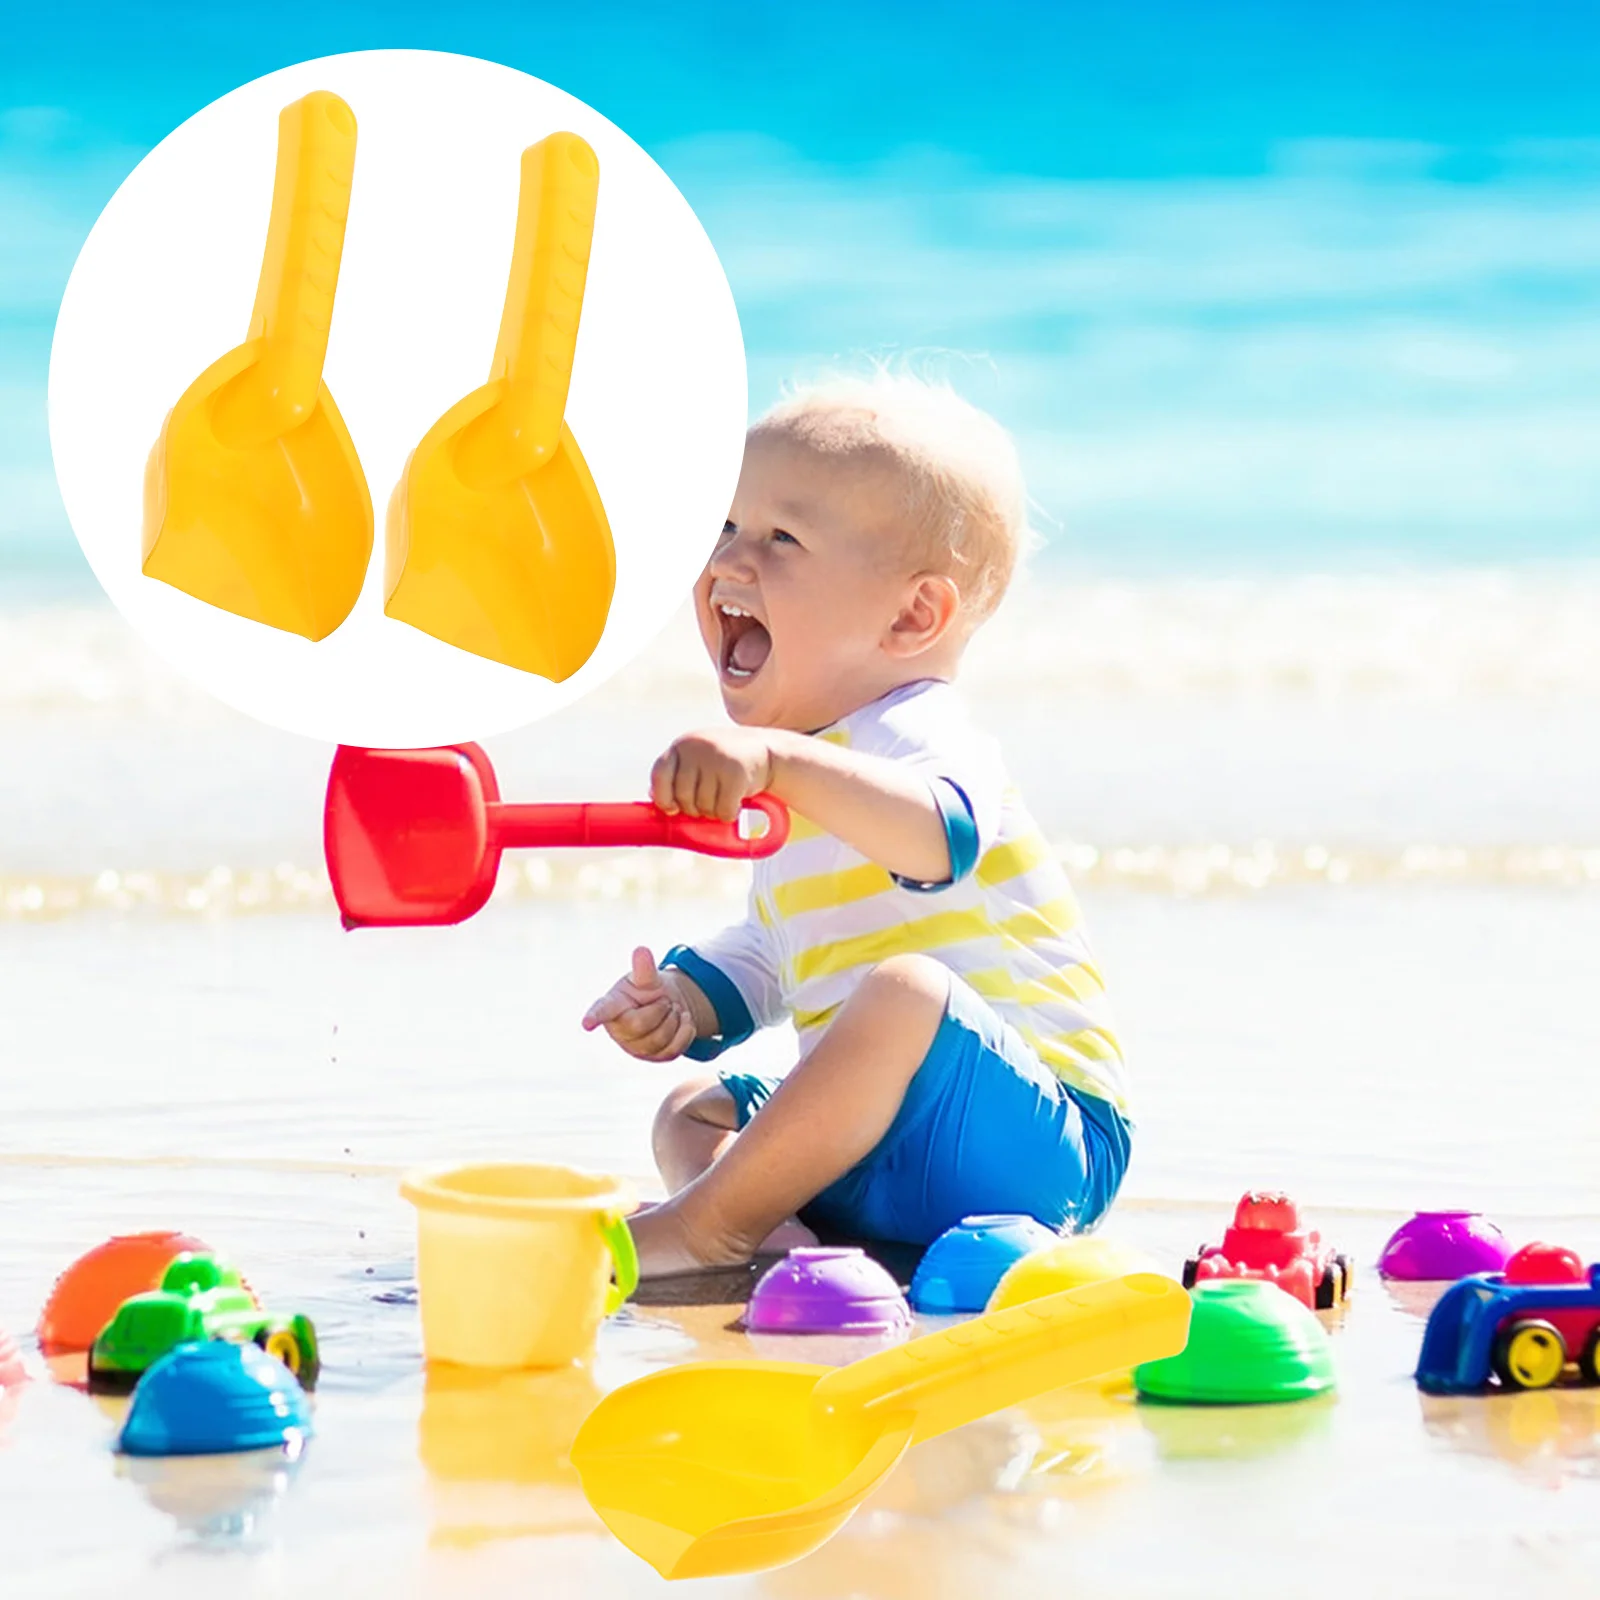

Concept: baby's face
[[695, 434, 928, 732]]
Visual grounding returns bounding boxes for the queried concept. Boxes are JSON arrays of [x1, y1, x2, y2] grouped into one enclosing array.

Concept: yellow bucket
[[400, 1162, 637, 1369]]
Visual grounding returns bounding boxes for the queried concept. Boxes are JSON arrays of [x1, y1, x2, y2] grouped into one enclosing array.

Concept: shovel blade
[[570, 1360, 909, 1579], [142, 344, 373, 641], [324, 744, 499, 926], [385, 387, 615, 681]]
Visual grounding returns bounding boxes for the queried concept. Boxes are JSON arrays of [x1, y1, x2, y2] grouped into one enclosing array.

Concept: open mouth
[[715, 602, 772, 684]]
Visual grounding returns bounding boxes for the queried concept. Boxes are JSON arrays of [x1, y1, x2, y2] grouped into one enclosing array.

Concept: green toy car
[[87, 1252, 320, 1393]]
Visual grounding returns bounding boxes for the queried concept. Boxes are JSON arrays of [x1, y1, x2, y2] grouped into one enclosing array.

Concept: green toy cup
[[1134, 1280, 1336, 1405]]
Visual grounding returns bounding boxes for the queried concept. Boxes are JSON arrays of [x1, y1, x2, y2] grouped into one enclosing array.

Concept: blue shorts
[[718, 973, 1132, 1247]]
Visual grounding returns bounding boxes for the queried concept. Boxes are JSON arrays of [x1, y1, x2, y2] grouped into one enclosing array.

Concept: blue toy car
[[1416, 1242, 1600, 1395]]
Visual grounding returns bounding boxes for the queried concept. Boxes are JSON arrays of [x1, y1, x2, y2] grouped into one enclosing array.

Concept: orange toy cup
[[38, 1231, 211, 1355]]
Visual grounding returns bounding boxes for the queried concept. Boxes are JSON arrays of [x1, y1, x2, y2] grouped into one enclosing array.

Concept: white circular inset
[[49, 50, 746, 746]]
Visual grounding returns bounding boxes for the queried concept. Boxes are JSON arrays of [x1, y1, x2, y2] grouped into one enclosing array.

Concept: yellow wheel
[[261, 1328, 303, 1376], [1493, 1320, 1566, 1390]]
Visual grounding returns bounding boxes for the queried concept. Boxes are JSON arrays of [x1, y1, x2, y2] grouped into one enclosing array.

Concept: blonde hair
[[749, 370, 1029, 624]]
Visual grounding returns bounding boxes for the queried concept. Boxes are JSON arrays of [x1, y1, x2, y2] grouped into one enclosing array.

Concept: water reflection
[[1013, 1376, 1150, 1492], [1420, 1387, 1600, 1487], [760, 1415, 1039, 1600], [1138, 1394, 1336, 1461], [1381, 1278, 1447, 1325], [762, 1384, 1151, 1600], [418, 1361, 603, 1547], [117, 1444, 302, 1545]]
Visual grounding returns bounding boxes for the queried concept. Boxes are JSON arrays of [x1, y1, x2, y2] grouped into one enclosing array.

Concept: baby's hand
[[651, 727, 779, 821], [582, 946, 697, 1061]]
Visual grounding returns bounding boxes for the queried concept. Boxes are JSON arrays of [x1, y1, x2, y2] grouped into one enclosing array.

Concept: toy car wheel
[[1334, 1254, 1354, 1302], [1314, 1264, 1339, 1310], [1492, 1319, 1567, 1391], [85, 1358, 137, 1396], [1579, 1328, 1600, 1387], [258, 1328, 303, 1377], [1181, 1257, 1199, 1290]]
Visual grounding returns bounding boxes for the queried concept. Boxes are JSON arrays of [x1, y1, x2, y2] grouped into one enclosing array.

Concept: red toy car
[[1182, 1191, 1353, 1310]]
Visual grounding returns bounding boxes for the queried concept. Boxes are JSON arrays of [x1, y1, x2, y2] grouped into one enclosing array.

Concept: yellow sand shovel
[[141, 91, 372, 642], [384, 132, 614, 681], [571, 1272, 1191, 1579]]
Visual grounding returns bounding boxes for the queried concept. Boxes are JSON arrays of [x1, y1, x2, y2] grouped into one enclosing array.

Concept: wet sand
[[2, 1178, 1597, 1600], [2, 896, 1599, 1596]]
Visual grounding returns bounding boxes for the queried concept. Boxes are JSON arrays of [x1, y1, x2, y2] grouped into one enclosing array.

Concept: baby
[[583, 373, 1131, 1277]]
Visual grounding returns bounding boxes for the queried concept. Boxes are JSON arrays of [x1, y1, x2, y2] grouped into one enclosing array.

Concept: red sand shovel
[[324, 743, 789, 928]]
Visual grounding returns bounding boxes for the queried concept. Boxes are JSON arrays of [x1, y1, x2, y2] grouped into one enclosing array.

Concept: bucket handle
[[599, 1211, 638, 1314]]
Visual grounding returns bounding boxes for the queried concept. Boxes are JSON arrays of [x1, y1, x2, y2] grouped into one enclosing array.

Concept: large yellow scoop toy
[[142, 91, 372, 642], [571, 1272, 1190, 1579], [384, 131, 615, 681]]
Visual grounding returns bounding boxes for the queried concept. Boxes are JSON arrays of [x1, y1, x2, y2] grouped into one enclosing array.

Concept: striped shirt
[[664, 679, 1130, 1117]]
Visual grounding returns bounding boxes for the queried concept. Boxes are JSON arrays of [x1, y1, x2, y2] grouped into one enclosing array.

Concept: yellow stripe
[[964, 962, 1106, 1008], [793, 907, 997, 984], [975, 833, 1053, 888], [816, 728, 851, 748], [755, 893, 774, 929], [997, 896, 1080, 943], [1022, 1026, 1129, 1108], [791, 893, 1082, 987], [1033, 1025, 1124, 1067], [792, 1003, 841, 1033], [774, 862, 895, 919]]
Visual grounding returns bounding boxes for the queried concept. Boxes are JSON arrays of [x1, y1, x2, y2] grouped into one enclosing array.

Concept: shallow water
[[2, 1185, 1597, 1600], [2, 895, 1597, 1594]]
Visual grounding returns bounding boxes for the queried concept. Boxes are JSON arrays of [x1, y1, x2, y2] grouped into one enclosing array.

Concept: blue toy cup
[[910, 1214, 1060, 1314], [119, 1340, 313, 1458]]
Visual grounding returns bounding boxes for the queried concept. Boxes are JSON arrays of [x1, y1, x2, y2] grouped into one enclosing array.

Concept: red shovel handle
[[492, 793, 789, 858]]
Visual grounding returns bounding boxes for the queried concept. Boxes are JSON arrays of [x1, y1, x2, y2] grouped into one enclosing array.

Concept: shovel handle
[[813, 1274, 1191, 1447], [492, 793, 789, 859], [216, 91, 357, 444], [454, 131, 599, 489]]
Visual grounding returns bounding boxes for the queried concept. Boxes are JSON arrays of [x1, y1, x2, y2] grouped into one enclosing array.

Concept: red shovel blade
[[325, 744, 790, 928], [325, 744, 501, 927]]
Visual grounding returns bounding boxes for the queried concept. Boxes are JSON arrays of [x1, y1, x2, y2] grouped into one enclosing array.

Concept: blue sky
[[4, 1, 1598, 581]]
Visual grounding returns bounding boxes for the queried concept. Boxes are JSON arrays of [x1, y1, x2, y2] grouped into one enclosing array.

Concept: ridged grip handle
[[453, 131, 599, 489], [214, 91, 357, 444], [812, 1274, 1191, 1446]]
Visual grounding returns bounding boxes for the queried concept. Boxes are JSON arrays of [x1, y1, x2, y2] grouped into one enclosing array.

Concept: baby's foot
[[629, 1198, 814, 1278], [629, 1200, 740, 1277]]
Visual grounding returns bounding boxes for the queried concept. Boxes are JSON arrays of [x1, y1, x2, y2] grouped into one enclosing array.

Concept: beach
[[1, 563, 1598, 1594]]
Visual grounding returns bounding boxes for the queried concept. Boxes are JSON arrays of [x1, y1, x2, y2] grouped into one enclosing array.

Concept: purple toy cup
[[1378, 1210, 1511, 1281], [745, 1247, 911, 1335]]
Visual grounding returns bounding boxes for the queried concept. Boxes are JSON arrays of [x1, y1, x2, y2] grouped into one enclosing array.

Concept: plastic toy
[[987, 1235, 1160, 1312], [88, 1253, 318, 1393], [745, 1248, 911, 1336], [38, 1229, 211, 1355], [401, 1161, 637, 1368], [1378, 1209, 1511, 1281], [570, 1272, 1191, 1579], [385, 131, 613, 681], [325, 742, 789, 927], [1134, 1279, 1336, 1405], [1181, 1190, 1352, 1310], [1415, 1242, 1600, 1395], [141, 91, 371, 641], [119, 1340, 313, 1458], [909, 1214, 1059, 1314]]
